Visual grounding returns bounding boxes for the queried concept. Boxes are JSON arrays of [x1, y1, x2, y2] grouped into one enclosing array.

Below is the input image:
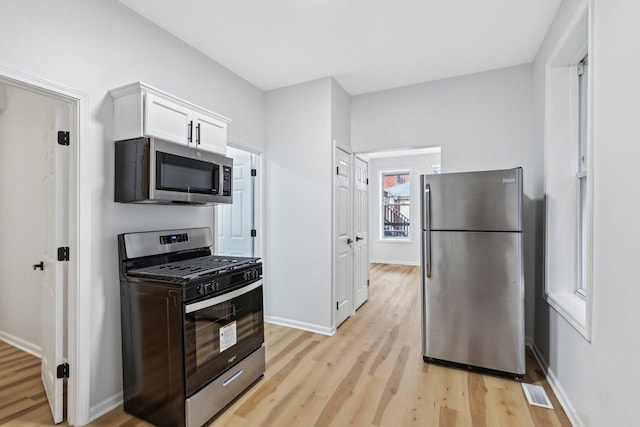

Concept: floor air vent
[[522, 383, 554, 409]]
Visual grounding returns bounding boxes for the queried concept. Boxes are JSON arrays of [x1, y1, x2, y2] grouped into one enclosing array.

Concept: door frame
[[0, 66, 91, 426]]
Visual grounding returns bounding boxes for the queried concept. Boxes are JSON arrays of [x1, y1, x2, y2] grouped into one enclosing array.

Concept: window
[[577, 55, 588, 297], [543, 4, 592, 339], [381, 172, 410, 239]]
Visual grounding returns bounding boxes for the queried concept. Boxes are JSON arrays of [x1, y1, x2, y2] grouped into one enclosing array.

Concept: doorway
[[0, 70, 89, 425], [363, 147, 441, 266], [217, 145, 259, 257]]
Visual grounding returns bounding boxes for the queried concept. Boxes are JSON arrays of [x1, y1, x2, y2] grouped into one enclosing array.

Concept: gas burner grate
[[128, 255, 259, 281]]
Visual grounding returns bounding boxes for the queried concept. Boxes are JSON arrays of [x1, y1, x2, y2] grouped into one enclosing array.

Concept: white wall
[[368, 153, 441, 265], [264, 78, 334, 333], [351, 64, 539, 338], [0, 0, 265, 417], [533, 0, 640, 425], [331, 78, 351, 151], [0, 85, 60, 354]]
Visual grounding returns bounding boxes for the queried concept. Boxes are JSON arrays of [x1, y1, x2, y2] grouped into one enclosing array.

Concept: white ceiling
[[117, 0, 560, 96]]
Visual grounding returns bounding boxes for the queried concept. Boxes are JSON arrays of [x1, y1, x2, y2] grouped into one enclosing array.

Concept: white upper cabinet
[[110, 82, 230, 154], [192, 110, 228, 154], [144, 92, 192, 145]]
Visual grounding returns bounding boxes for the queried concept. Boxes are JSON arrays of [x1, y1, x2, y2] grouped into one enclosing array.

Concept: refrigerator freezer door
[[423, 168, 522, 232], [423, 230, 525, 375]]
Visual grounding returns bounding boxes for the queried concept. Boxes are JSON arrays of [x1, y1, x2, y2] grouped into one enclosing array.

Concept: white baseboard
[[0, 330, 42, 358], [370, 259, 419, 266], [526, 337, 582, 427], [90, 391, 123, 422], [264, 315, 335, 336]]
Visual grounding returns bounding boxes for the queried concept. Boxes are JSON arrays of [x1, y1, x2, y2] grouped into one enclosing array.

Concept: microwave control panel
[[222, 166, 232, 196]]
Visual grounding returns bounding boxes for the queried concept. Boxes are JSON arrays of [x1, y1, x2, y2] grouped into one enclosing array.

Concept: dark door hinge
[[251, 168, 257, 177], [57, 131, 70, 146], [56, 363, 69, 379], [336, 301, 339, 310], [336, 166, 339, 175], [366, 178, 369, 185], [57, 247, 70, 262], [367, 279, 370, 287], [251, 229, 257, 237]]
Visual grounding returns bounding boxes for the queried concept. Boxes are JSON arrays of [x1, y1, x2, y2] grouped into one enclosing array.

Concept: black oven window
[[193, 302, 244, 368], [156, 152, 219, 194], [183, 285, 264, 396]]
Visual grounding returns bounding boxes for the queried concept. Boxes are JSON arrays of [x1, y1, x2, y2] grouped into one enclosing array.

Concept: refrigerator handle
[[424, 183, 431, 278]]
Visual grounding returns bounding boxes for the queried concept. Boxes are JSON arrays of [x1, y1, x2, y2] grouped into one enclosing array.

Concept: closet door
[[353, 157, 369, 310]]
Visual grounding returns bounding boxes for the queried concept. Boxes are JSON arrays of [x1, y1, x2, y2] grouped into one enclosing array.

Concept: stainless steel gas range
[[118, 227, 264, 427]]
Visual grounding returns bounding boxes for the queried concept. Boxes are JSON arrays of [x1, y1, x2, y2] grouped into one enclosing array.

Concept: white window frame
[[543, 3, 593, 340], [576, 54, 588, 298], [379, 169, 412, 242]]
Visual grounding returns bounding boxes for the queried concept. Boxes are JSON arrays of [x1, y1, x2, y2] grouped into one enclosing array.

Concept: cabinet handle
[[196, 123, 201, 145], [188, 121, 193, 143]]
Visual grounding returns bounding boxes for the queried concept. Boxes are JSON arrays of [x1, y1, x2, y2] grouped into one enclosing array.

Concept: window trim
[[379, 169, 412, 242]]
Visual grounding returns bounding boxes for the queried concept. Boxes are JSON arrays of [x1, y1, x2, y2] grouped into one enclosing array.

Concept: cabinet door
[[144, 93, 192, 145], [193, 111, 227, 154]]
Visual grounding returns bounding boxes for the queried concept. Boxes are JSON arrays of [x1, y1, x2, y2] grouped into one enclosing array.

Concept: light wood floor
[[2, 264, 571, 426]]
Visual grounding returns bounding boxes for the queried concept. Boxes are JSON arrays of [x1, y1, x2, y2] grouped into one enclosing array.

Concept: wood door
[[353, 157, 369, 309], [217, 147, 255, 256], [335, 148, 352, 327], [41, 98, 70, 424]]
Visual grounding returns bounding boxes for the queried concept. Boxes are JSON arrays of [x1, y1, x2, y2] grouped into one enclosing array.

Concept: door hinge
[[336, 301, 339, 310], [366, 178, 369, 185], [57, 131, 70, 146], [336, 166, 339, 175], [56, 363, 69, 379], [57, 247, 70, 262], [367, 279, 370, 287], [251, 229, 257, 237], [251, 168, 257, 177]]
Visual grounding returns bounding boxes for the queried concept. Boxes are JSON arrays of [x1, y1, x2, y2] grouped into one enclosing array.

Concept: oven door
[[183, 279, 264, 397]]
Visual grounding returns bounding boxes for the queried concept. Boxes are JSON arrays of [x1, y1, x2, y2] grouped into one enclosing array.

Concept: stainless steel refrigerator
[[420, 168, 525, 378]]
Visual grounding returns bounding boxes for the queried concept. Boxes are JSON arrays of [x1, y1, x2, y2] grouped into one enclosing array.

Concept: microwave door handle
[[185, 279, 263, 313]]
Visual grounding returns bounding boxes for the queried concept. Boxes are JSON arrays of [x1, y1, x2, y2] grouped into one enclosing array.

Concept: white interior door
[[353, 157, 369, 309], [335, 147, 352, 327], [41, 102, 69, 424], [217, 146, 255, 256]]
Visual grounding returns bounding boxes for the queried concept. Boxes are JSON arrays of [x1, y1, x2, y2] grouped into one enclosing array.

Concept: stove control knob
[[196, 285, 204, 296], [205, 283, 213, 294]]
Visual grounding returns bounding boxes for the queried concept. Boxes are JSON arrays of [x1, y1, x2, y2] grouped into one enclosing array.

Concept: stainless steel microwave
[[115, 137, 233, 205]]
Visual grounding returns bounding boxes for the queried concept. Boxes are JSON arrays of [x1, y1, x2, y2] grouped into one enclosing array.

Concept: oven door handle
[[185, 279, 263, 313]]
